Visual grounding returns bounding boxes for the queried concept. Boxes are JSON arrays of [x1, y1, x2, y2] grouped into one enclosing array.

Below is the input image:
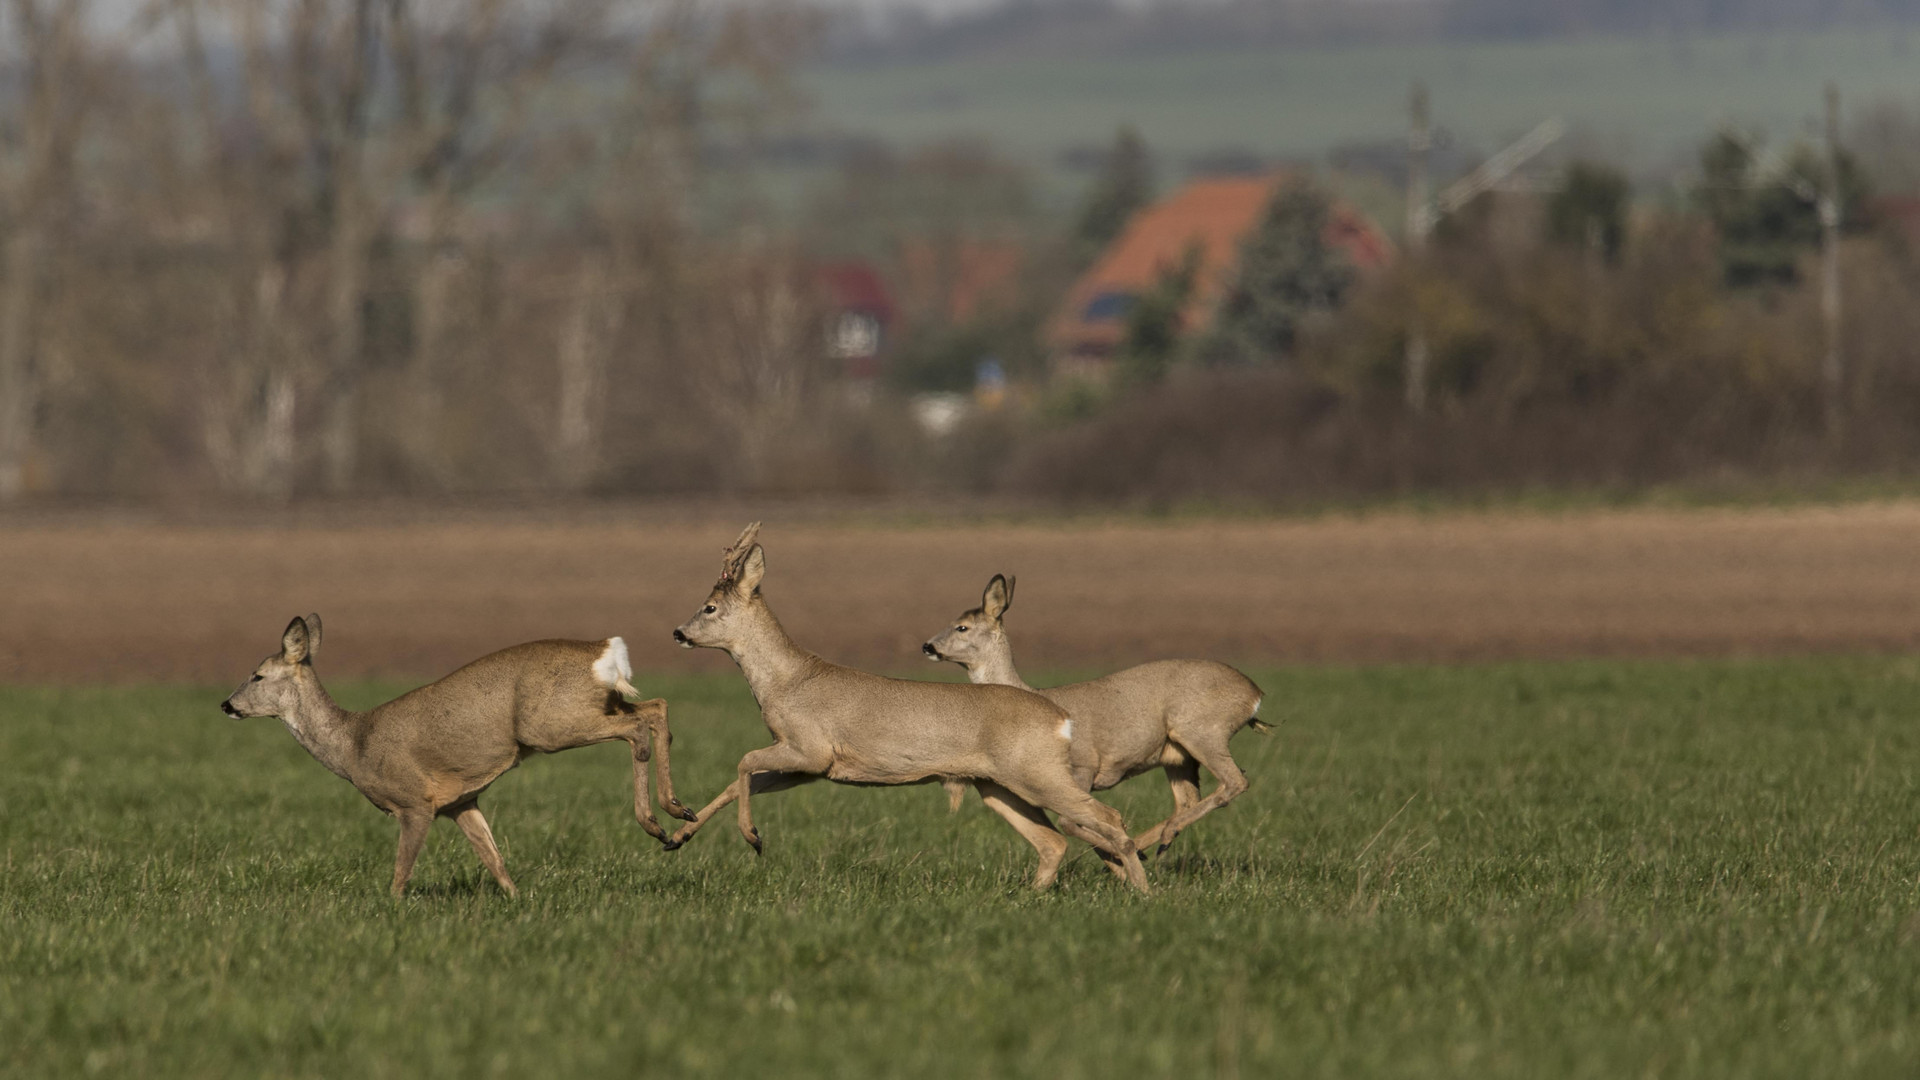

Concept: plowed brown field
[[5, 502, 1919, 684]]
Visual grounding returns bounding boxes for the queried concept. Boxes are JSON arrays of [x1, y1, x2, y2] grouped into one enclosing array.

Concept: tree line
[[7, 1, 1920, 507]]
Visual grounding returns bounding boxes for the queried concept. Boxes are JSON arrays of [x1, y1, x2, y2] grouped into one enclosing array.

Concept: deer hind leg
[[1133, 760, 1202, 855], [612, 698, 675, 842], [451, 802, 517, 898], [1017, 780, 1150, 894], [638, 699, 695, 823], [523, 695, 678, 839], [627, 727, 668, 842], [390, 810, 433, 898], [974, 781, 1070, 891], [1055, 818, 1131, 881], [1153, 734, 1250, 856]]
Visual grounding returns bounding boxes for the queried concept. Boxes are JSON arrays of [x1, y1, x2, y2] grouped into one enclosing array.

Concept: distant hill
[[821, 0, 1920, 64], [802, 24, 1920, 209]]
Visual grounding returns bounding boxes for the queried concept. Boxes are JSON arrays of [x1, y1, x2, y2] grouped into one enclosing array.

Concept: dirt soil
[[4, 503, 1919, 685]]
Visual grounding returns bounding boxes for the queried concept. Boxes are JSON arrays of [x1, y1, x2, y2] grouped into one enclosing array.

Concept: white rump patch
[[1252, 696, 1263, 715], [592, 637, 632, 687], [1057, 718, 1073, 741]]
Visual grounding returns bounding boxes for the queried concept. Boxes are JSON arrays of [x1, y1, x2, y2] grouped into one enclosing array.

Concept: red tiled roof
[[817, 262, 896, 323], [897, 238, 1026, 323], [1049, 174, 1394, 355], [1874, 195, 1920, 247]]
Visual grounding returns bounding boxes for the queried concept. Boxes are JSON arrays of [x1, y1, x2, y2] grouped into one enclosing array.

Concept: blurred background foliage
[[5, 0, 1920, 508]]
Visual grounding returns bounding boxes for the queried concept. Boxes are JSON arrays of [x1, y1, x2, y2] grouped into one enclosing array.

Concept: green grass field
[[4, 659, 1919, 1078]]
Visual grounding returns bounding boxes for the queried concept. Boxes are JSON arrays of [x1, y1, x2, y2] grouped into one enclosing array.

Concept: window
[[830, 312, 881, 359], [1082, 291, 1136, 322]]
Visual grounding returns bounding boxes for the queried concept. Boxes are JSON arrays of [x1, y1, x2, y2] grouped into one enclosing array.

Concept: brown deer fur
[[924, 575, 1267, 855], [221, 615, 690, 897], [665, 524, 1150, 893]]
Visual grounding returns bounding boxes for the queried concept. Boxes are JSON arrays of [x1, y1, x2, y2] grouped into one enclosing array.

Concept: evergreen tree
[[1545, 160, 1630, 261], [1203, 179, 1355, 367], [1073, 126, 1153, 260], [1116, 243, 1202, 388], [1692, 130, 1872, 287]]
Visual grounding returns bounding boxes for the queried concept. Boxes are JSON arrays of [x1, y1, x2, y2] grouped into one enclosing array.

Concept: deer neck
[[280, 674, 363, 782], [726, 597, 817, 702], [966, 634, 1034, 692]]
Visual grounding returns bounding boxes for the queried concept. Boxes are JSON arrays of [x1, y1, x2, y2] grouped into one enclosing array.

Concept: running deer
[[924, 575, 1267, 856], [664, 524, 1150, 893], [221, 615, 692, 897]]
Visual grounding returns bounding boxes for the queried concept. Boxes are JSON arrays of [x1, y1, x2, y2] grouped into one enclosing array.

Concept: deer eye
[[957, 626, 970, 633], [703, 605, 717, 614], [250, 674, 264, 682]]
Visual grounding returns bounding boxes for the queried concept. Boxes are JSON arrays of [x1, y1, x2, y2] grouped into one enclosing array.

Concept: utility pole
[[1405, 82, 1431, 413], [1820, 81, 1844, 441], [1401, 87, 1564, 414]]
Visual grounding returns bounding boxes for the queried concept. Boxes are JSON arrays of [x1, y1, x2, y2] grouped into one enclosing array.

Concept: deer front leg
[[662, 761, 816, 851], [732, 743, 824, 854], [941, 778, 969, 813], [451, 803, 517, 898], [390, 810, 433, 897], [662, 778, 743, 851]]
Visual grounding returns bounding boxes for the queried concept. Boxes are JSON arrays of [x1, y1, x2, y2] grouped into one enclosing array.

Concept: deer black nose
[[922, 643, 940, 659], [672, 629, 690, 646], [221, 700, 240, 717]]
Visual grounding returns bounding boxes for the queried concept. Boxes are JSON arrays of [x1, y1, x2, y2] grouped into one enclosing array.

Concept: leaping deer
[[221, 615, 692, 897], [924, 575, 1267, 856], [664, 524, 1150, 893]]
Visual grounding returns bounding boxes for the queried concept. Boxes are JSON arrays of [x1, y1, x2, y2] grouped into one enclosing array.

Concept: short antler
[[718, 521, 762, 585]]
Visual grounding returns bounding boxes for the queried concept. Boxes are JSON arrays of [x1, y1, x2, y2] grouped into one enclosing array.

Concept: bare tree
[[552, 252, 612, 490], [685, 240, 830, 489], [0, 0, 95, 500], [576, 0, 822, 489], [382, 0, 610, 484], [173, 0, 305, 497]]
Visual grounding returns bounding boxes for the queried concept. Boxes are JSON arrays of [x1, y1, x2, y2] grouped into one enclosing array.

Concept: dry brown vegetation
[[6, 503, 1920, 684]]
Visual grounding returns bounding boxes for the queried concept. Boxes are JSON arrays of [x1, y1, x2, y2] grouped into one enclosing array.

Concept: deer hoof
[[661, 836, 685, 851], [746, 828, 763, 854], [672, 803, 697, 822]]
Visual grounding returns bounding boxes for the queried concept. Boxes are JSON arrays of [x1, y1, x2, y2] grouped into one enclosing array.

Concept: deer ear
[[281, 616, 311, 664], [736, 544, 766, 594], [982, 574, 1012, 620], [301, 613, 323, 657]]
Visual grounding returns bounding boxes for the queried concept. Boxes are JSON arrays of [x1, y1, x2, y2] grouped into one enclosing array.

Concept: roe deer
[[924, 575, 1267, 856], [221, 614, 692, 897], [664, 524, 1150, 893]]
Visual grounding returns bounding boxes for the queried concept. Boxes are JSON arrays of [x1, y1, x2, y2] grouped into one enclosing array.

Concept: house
[[1872, 195, 1920, 251], [1047, 174, 1394, 374], [894, 237, 1027, 325], [817, 262, 897, 381]]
